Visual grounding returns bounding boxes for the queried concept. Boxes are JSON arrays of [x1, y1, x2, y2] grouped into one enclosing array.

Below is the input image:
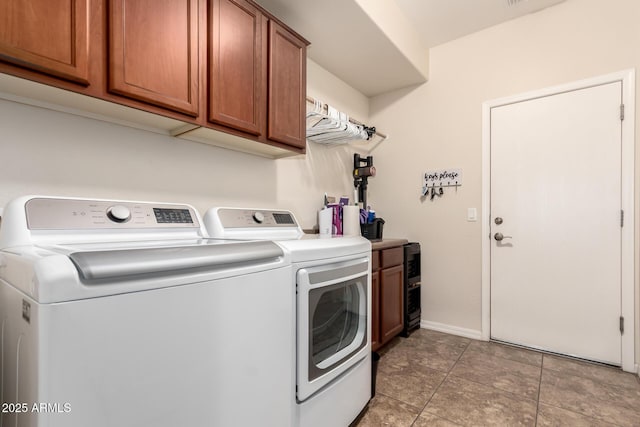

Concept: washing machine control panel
[[252, 211, 265, 224], [25, 198, 200, 229]]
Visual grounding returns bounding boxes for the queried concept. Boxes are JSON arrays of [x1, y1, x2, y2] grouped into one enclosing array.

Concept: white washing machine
[[0, 196, 295, 427], [204, 207, 372, 427]]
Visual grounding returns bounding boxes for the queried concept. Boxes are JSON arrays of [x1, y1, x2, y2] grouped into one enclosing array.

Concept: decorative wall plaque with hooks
[[421, 168, 463, 199], [423, 168, 463, 188]]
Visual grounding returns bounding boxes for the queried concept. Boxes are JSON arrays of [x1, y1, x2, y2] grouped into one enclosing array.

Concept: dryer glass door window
[[310, 279, 362, 368]]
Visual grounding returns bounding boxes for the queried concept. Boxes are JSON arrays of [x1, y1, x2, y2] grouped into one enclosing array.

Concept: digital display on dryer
[[153, 208, 193, 224]]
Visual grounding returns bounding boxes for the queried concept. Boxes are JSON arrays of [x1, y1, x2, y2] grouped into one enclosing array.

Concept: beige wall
[[275, 59, 370, 228], [0, 98, 278, 214], [0, 59, 368, 232], [369, 0, 640, 347], [2, 0, 637, 363]]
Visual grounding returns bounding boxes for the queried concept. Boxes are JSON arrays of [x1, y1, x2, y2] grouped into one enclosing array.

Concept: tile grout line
[[460, 346, 548, 399], [534, 360, 636, 426], [534, 354, 630, 426], [376, 390, 424, 413], [377, 333, 639, 427], [443, 374, 539, 403], [534, 354, 544, 426], [448, 341, 541, 403], [369, 335, 456, 427], [472, 343, 544, 369], [409, 339, 473, 427]]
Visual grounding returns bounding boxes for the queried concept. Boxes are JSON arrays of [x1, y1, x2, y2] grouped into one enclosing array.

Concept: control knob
[[252, 211, 265, 224], [106, 205, 131, 223]]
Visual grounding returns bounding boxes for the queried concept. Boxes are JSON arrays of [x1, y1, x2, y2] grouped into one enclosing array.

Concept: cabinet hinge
[[620, 316, 624, 334], [621, 210, 624, 227], [620, 104, 625, 120]]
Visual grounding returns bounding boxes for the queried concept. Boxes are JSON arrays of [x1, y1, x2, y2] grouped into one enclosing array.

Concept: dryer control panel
[[215, 208, 297, 228], [203, 207, 303, 240]]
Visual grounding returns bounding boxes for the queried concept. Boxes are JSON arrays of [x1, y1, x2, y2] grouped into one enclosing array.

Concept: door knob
[[494, 232, 512, 241], [494, 217, 503, 225]]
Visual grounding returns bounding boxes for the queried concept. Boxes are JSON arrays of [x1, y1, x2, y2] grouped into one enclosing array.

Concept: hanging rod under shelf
[[305, 96, 388, 142]]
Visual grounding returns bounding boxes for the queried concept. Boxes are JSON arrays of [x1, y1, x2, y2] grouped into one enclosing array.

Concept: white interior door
[[490, 81, 622, 365]]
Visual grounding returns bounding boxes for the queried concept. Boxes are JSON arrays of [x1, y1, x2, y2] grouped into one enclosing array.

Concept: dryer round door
[[296, 257, 370, 401]]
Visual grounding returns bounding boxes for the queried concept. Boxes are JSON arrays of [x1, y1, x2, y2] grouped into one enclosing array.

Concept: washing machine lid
[[61, 239, 282, 281], [1, 238, 285, 303], [203, 207, 371, 262], [0, 196, 288, 303]]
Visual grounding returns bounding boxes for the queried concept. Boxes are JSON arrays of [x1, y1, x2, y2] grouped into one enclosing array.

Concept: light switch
[[467, 208, 477, 222]]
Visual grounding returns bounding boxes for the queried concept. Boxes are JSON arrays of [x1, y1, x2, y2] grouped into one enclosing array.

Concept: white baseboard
[[421, 320, 483, 341]]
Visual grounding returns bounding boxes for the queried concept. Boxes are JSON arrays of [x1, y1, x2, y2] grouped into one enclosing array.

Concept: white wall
[[369, 0, 640, 347], [0, 98, 278, 214], [5, 0, 636, 362], [0, 59, 368, 232], [275, 59, 371, 229]]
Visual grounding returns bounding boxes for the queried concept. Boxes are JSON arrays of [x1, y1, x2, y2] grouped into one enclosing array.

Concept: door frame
[[481, 69, 636, 372]]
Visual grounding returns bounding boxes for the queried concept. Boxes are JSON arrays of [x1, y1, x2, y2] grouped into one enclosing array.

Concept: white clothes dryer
[[204, 207, 372, 427], [0, 196, 295, 427]]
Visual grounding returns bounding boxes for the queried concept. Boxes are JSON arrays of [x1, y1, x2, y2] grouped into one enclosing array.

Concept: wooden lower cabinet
[[380, 264, 404, 344], [371, 242, 406, 352]]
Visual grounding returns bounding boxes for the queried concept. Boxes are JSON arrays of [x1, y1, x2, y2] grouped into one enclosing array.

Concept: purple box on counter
[[328, 204, 343, 235]]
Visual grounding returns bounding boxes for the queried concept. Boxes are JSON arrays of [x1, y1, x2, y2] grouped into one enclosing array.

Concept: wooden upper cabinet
[[108, 0, 199, 116], [209, 1, 308, 147], [268, 21, 306, 149], [0, 0, 308, 156], [209, 0, 265, 135], [0, 0, 90, 84]]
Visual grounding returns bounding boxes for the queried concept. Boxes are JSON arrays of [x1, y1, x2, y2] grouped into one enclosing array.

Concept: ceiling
[[395, 0, 566, 48], [255, 0, 566, 97]]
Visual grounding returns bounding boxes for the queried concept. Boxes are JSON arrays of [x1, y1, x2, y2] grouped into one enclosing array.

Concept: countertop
[[371, 238, 409, 251]]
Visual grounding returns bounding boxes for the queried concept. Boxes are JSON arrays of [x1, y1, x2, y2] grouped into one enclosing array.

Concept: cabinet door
[[371, 271, 380, 351], [108, 0, 199, 116], [380, 265, 404, 345], [267, 21, 306, 149], [209, 0, 265, 135], [0, 0, 89, 84]]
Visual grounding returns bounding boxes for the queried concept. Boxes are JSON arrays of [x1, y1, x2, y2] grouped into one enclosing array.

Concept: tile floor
[[354, 329, 640, 426]]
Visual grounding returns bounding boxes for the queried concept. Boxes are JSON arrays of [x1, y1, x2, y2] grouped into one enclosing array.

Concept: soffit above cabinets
[[255, 0, 567, 97], [395, 0, 567, 48], [254, 0, 430, 97]]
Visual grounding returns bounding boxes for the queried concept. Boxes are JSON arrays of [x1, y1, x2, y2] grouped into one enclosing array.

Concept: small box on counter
[[360, 218, 384, 240]]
